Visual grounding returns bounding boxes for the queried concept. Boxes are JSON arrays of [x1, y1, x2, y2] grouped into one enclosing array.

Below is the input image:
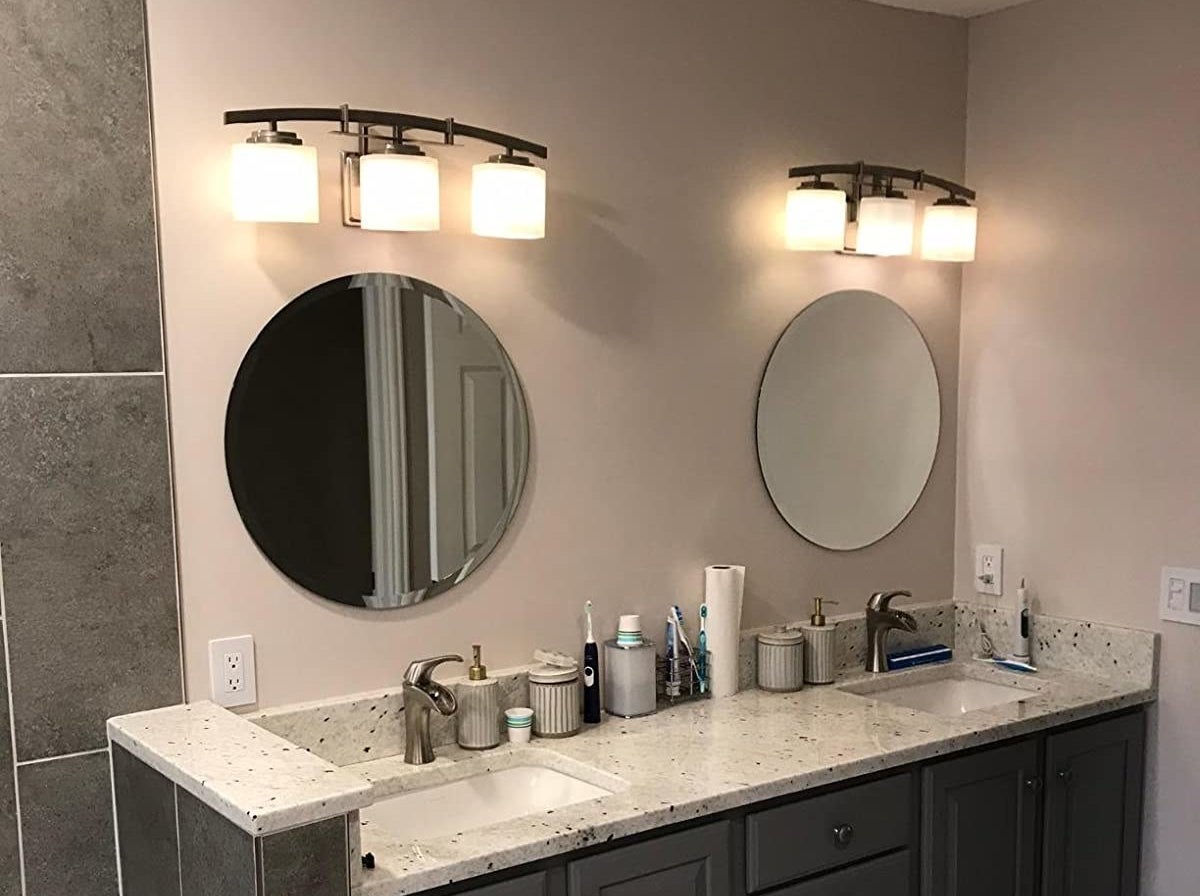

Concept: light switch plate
[[1161, 567, 1200, 627], [975, 544, 1004, 596], [209, 635, 257, 708]]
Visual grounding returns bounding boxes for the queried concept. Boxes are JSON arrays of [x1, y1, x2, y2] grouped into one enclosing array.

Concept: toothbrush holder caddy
[[656, 650, 712, 707]]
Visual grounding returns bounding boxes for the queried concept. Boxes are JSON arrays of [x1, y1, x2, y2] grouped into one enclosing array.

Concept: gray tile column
[[0, 0, 182, 893]]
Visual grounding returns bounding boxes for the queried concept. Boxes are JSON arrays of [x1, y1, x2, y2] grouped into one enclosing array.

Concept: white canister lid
[[530, 648, 579, 684], [758, 626, 805, 646], [530, 664, 578, 684]]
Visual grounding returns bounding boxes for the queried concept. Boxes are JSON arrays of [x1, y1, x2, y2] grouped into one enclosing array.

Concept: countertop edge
[[107, 708, 374, 837]]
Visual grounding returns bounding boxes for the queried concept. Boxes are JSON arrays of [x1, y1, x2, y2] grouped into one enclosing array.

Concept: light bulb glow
[[856, 195, 916, 256], [471, 160, 546, 239], [229, 141, 319, 223], [921, 202, 977, 262], [785, 187, 847, 251], [359, 152, 440, 232]]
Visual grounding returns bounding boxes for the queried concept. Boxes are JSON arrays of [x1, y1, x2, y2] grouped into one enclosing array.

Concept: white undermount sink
[[842, 670, 1038, 716], [361, 765, 614, 840]]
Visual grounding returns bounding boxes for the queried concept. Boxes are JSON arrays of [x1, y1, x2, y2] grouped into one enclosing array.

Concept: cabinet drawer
[[455, 870, 560, 896], [746, 772, 912, 892], [771, 850, 911, 896], [568, 820, 731, 896]]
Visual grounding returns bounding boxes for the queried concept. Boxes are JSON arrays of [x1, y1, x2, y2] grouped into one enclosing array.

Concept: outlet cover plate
[[975, 544, 1004, 596], [209, 635, 257, 708]]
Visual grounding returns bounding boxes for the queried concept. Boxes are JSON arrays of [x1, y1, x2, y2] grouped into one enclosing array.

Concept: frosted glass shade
[[359, 153, 440, 232], [471, 160, 546, 239], [785, 187, 847, 251], [921, 202, 977, 262], [229, 142, 319, 223], [856, 195, 916, 256]]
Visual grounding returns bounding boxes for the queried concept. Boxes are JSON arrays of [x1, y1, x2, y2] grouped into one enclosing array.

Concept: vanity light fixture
[[784, 162, 977, 261], [785, 181, 847, 251], [856, 191, 917, 257], [920, 197, 978, 262], [359, 140, 440, 232], [472, 152, 547, 239], [229, 128, 320, 224], [224, 105, 548, 238]]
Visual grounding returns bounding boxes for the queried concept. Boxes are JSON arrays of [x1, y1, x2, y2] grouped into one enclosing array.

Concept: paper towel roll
[[704, 564, 746, 699]]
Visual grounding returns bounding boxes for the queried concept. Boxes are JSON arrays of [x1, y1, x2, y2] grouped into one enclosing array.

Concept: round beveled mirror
[[756, 289, 940, 550], [226, 274, 529, 609]]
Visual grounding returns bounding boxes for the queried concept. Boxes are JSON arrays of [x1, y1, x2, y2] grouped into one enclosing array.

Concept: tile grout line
[[109, 746, 123, 896], [140, 0, 189, 709], [15, 746, 109, 768], [174, 785, 183, 896], [0, 545, 28, 896], [0, 371, 163, 379]]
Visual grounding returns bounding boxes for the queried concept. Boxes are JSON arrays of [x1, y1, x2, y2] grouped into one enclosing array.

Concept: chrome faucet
[[865, 590, 918, 673], [402, 654, 462, 765]]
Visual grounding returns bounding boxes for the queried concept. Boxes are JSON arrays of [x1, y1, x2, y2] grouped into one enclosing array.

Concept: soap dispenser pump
[[456, 644, 500, 750], [799, 597, 838, 684]]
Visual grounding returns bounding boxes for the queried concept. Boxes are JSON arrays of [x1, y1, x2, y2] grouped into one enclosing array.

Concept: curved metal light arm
[[223, 105, 548, 159], [787, 161, 973, 201]]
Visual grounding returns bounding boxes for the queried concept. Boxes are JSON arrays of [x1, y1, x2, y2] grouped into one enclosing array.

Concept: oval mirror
[[226, 274, 529, 609], [756, 289, 940, 550]]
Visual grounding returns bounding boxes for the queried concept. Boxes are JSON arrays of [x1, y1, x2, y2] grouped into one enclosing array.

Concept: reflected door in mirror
[[226, 274, 529, 609]]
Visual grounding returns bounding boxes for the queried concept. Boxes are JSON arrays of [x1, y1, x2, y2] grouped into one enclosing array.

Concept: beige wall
[[144, 0, 966, 708], [959, 1, 1199, 892]]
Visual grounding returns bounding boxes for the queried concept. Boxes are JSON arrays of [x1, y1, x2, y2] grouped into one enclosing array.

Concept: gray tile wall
[[0, 0, 182, 894], [113, 746, 349, 896]]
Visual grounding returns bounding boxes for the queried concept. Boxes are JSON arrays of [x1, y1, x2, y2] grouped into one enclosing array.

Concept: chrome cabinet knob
[[1024, 777, 1043, 792], [1057, 768, 1073, 786], [833, 823, 854, 846]]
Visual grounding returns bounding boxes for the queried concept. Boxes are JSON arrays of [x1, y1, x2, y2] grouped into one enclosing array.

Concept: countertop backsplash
[[245, 599, 1156, 774]]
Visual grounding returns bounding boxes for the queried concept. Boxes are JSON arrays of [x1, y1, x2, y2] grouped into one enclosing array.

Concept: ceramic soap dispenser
[[798, 597, 838, 684], [456, 644, 500, 749]]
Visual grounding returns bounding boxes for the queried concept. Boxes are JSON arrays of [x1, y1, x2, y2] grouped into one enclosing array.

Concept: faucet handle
[[403, 654, 463, 687], [868, 590, 912, 610]]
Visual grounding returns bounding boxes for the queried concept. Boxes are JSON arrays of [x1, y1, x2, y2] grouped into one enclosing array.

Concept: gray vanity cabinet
[[414, 710, 1146, 896], [1042, 713, 1145, 896], [921, 739, 1041, 896], [566, 820, 732, 896]]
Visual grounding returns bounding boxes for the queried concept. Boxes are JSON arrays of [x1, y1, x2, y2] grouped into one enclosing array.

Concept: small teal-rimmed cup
[[616, 613, 643, 646], [505, 707, 534, 743]]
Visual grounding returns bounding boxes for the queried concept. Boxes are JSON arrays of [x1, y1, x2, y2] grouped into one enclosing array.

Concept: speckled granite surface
[[249, 668, 531, 766], [737, 600, 956, 689], [954, 601, 1159, 686], [353, 655, 1155, 895], [107, 701, 373, 835]]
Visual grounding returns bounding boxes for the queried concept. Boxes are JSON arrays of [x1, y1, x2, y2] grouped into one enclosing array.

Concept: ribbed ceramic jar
[[529, 665, 581, 738], [756, 627, 805, 692]]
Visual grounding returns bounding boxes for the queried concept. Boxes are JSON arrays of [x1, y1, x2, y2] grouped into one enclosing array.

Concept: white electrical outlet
[[209, 635, 257, 708], [975, 544, 1004, 596]]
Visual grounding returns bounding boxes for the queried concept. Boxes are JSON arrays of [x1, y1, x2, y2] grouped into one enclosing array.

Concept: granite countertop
[[107, 701, 374, 835], [355, 658, 1155, 895]]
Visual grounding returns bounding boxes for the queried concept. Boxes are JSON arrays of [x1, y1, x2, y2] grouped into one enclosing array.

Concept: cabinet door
[[567, 821, 731, 896], [1042, 712, 1145, 896], [922, 738, 1040, 896]]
